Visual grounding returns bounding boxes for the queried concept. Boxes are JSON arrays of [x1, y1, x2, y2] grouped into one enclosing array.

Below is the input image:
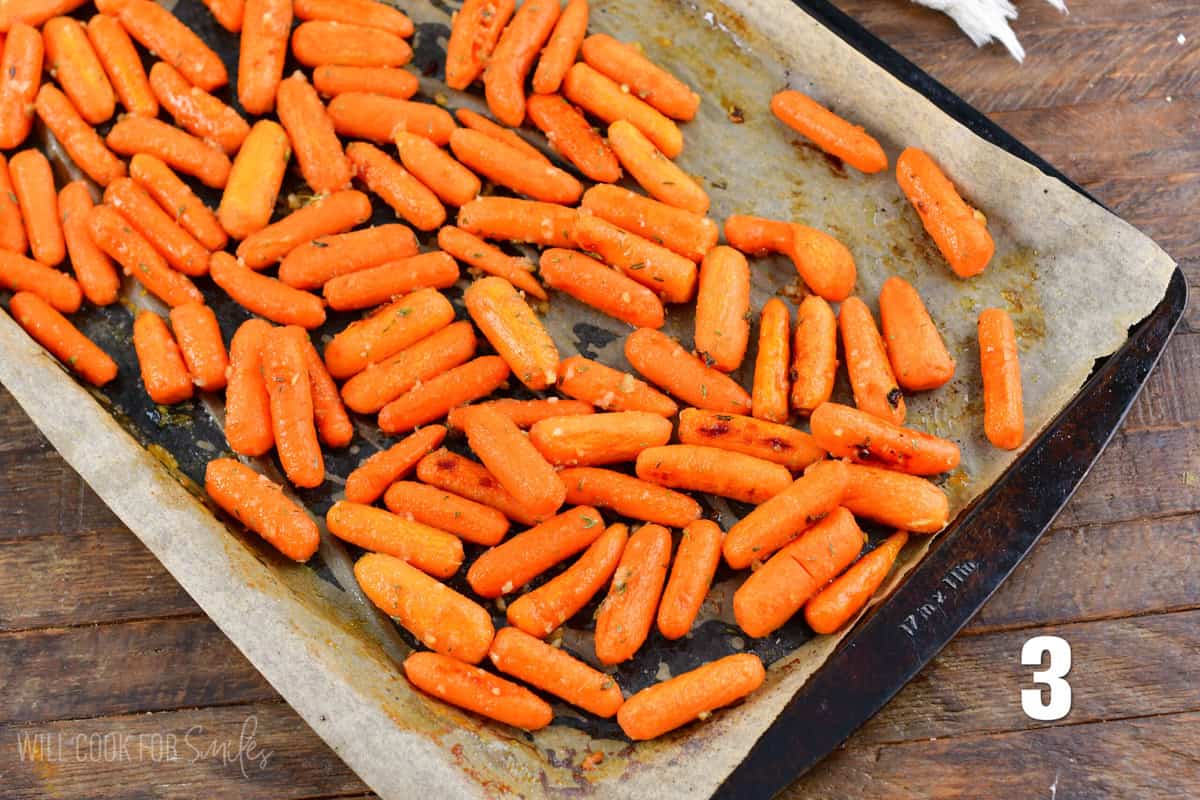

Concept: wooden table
[[2, 1, 1197, 797]]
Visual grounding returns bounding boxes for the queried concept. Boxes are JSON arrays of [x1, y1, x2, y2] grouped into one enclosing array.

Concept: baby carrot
[[224, 318, 274, 457], [327, 501, 462, 578], [324, 288, 455, 379], [44, 16, 114, 125], [448, 398, 593, 430], [313, 64, 418, 100], [526, 93, 620, 183], [117, 0, 227, 91], [879, 276, 955, 391], [694, 246, 750, 372], [723, 214, 794, 256], [607, 120, 704, 212], [464, 275, 559, 391], [449, 128, 583, 205], [539, 248, 665, 329], [58, 182, 119, 306], [454, 107, 550, 164], [104, 177, 210, 276], [10, 150, 64, 267], [483, 0, 559, 126], [148, 62, 248, 155], [358, 555, 494, 663], [8, 291, 115, 385], [275, 71, 350, 194], [581, 185, 717, 263], [0, 24, 43, 150], [594, 522, 671, 664], [324, 252, 459, 311], [529, 411, 673, 467], [218, 120, 290, 241], [723, 458, 848, 569], [133, 311, 193, 404], [0, 0, 86, 31], [637, 444, 792, 505], [467, 506, 605, 598], [417, 448, 541, 527], [677, 408, 824, 473], [343, 424, 446, 504], [0, 251, 81, 313], [294, 0, 413, 37], [810, 402, 960, 475], [617, 653, 764, 740], [436, 226, 545, 300], [279, 224, 418, 290], [236, 190, 372, 269], [840, 296, 905, 425], [657, 519, 723, 640], [461, 404, 566, 521], [561, 467, 699, 528], [209, 251, 326, 328], [456, 196, 577, 248], [557, 355, 678, 416], [347, 141, 446, 232], [205, 458, 319, 561], [291, 21, 413, 68], [489, 627, 623, 719], [169, 303, 228, 392], [752, 298, 791, 423], [129, 155, 226, 252], [570, 214, 698, 304], [394, 131, 480, 208], [531, 0, 587, 95], [805, 530, 908, 634], [384, 481, 509, 546], [790, 294, 837, 414], [88, 205, 203, 307], [199, 0, 243, 32], [403, 651, 552, 729], [377, 355, 511, 434], [328, 93, 456, 145], [340, 321, 476, 414], [897, 147, 994, 277], [815, 460, 949, 534], [34, 86, 125, 187], [507, 522, 627, 637], [86, 14, 156, 117], [979, 307, 1024, 450], [0, 156, 27, 254], [789, 224, 856, 302], [580, 34, 699, 122], [624, 327, 751, 414], [262, 325, 323, 488], [444, 0, 515, 90], [302, 336, 353, 448], [106, 116, 231, 189], [563, 64, 683, 158], [770, 90, 887, 174], [733, 506, 864, 637]]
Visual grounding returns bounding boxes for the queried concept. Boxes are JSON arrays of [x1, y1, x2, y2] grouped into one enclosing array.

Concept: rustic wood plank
[[0, 450, 128, 542], [1121, 331, 1200, 431], [0, 388, 49, 455]]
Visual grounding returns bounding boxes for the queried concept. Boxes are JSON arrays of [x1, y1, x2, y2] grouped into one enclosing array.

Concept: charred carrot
[[618, 653, 764, 740], [209, 251, 326, 329], [694, 246, 750, 372], [723, 214, 794, 256], [563, 64, 683, 158], [357, 554, 494, 663], [878, 276, 954, 391], [531, 0, 586, 94], [464, 275, 559, 391], [0, 156, 27, 254], [290, 20, 412, 68], [0, 251, 81, 313], [324, 252, 459, 311], [199, 0, 243, 32], [404, 651, 551, 729], [571, 214, 697, 304], [313, 64, 418, 100], [44, 16, 115, 125], [581, 34, 698, 122], [33, 82, 134, 186], [416, 448, 540, 527], [752, 298, 791, 423], [205, 458, 319, 561], [529, 411, 672, 467], [169, 303, 228, 392], [483, 0, 559, 126], [557, 355, 677, 416], [133, 311, 193, 404], [0, 0, 87, 31], [261, 325, 323, 488], [468, 506, 605, 598], [436, 226, 545, 300], [810, 402, 959, 475], [275, 71, 349, 194], [526, 93, 619, 183], [10, 150, 65, 267], [341, 321, 475, 414], [790, 294, 837, 414], [454, 107, 549, 164], [129, 155, 226, 252], [456, 196, 576, 248], [444, 0, 515, 90], [328, 93, 455, 145], [327, 500, 462, 578], [449, 127, 583, 204], [117, 0, 227, 91], [448, 398, 593, 430], [344, 425, 446, 504], [811, 460, 949, 534], [58, 182, 119, 306], [581, 185, 716, 263], [86, 14, 156, 117], [539, 248, 664, 329], [0, 24, 43, 150], [594, 522, 670, 664], [490, 626, 623, 718], [805, 530, 908, 634], [840, 296, 905, 425], [223, 318, 274, 456], [897, 147, 994, 278], [236, 190, 371, 269], [789, 224, 856, 302], [461, 405, 566, 520], [657, 519, 723, 640], [384, 481, 509, 546], [302, 337, 353, 449], [770, 90, 887, 174], [88, 205, 203, 307], [294, 0, 412, 36], [279, 224, 418, 290], [106, 116, 232, 189], [979, 307, 1024, 450], [677, 408, 824, 473], [347, 141, 446, 232], [104, 177, 210, 276], [560, 467, 700, 528], [394, 131, 480, 208], [624, 328, 751, 414], [8, 291, 114, 385], [149, 61, 248, 155], [377, 355, 511, 434], [218, 120, 290, 240], [607, 120, 703, 212], [324, 288, 454, 379], [636, 444, 792, 504]]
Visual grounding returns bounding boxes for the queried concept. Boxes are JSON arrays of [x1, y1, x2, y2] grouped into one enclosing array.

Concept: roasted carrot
[[449, 127, 583, 204], [454, 107, 549, 163], [563, 64, 683, 158], [279, 224, 418, 290], [625, 328, 751, 414], [384, 481, 509, 547], [107, 116, 231, 189], [328, 93, 456, 145], [313, 64, 418, 100], [483, 0, 559, 126], [979, 307, 1024, 450], [456, 196, 577, 248], [394, 131, 480, 208], [237, 190, 371, 269], [205, 458, 319, 561], [43, 16, 114, 125], [897, 147, 993, 277], [467, 506, 605, 598], [461, 405, 566, 520], [733, 506, 864, 637], [594, 522, 671, 664], [0, 155, 27, 254], [444, 0, 515, 90], [169, 303, 228, 393], [561, 467, 699, 528], [0, 24, 43, 150], [531, 0, 586, 94], [723, 458, 848, 569], [294, 0, 412, 36], [0, 0, 87, 32], [324, 252, 459, 311], [86, 14, 156, 117], [657, 519, 723, 640], [88, 205, 203, 307], [10, 150, 64, 267], [581, 185, 716, 263], [539, 248, 664, 329], [344, 425, 446, 504], [464, 275, 559, 391], [129, 154, 226, 252], [275, 71, 350, 194], [300, 337, 353, 449], [347, 141, 445, 232], [770, 90, 887, 174], [290, 20, 412, 68], [529, 411, 673, 467], [810, 402, 959, 475], [209, 252, 325, 329], [790, 294, 837, 414], [448, 398, 593, 430], [417, 448, 541, 527], [133, 311, 193, 404], [840, 296, 905, 425], [636, 444, 792, 504], [117, 0, 227, 91], [199, 0, 244, 33], [218, 120, 290, 240], [340, 321, 476, 414], [35, 84, 127, 187], [879, 276, 955, 391], [507, 522, 626, 637], [694, 246, 750, 372], [570, 213, 697, 304], [617, 653, 764, 740], [327, 500, 462, 578], [58, 182, 119, 306], [357, 554, 494, 663], [607, 120, 703, 212], [528, 94, 621, 183], [490, 626, 623, 718], [148, 61, 249, 156], [751, 298, 791, 423], [403, 651, 551, 729], [223, 318, 274, 456], [811, 460, 949, 534], [8, 291, 115, 385], [0, 251, 81, 313], [261, 325, 323, 488], [324, 288, 453, 379], [805, 530, 908, 634], [436, 226, 545, 300], [104, 177, 210, 276], [723, 214, 794, 256], [580, 33, 699, 122], [557, 355, 677, 416], [677, 408, 824, 473], [789, 224, 856, 302], [377, 355, 511, 434]]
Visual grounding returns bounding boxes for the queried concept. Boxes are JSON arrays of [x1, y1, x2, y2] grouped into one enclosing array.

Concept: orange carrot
[[343, 424, 446, 504], [347, 141, 445, 232], [456, 196, 576, 248], [624, 327, 751, 414], [86, 14, 156, 117], [279, 224, 418, 290], [580, 34, 699, 121], [327, 93, 456, 145], [416, 448, 541, 527], [805, 530, 908, 634], [897, 147, 994, 278], [878, 276, 954, 391], [444, 0, 515, 90], [293, 0, 410, 36], [107, 116, 231, 189], [810, 460, 949, 534], [0, 250, 80, 313], [43, 16, 114, 125], [791, 294, 837, 415], [563, 64, 683, 158], [313, 64, 418, 100], [560, 467, 701, 528], [617, 653, 764, 740], [570, 213, 697, 304], [218, 120, 290, 240], [464, 275, 560, 391], [467, 506, 605, 598], [606, 120, 702, 211], [377, 355, 511, 434], [205, 458, 319, 561], [340, 321, 476, 414], [657, 519, 723, 640], [770, 90, 887, 174], [461, 404, 566, 520], [752, 298, 791, 423], [0, 0, 87, 32], [199, 0, 244, 33], [324, 252, 459, 311], [788, 224, 856, 302], [8, 291, 115, 385], [290, 20, 412, 68], [694, 246, 750, 372], [132, 310, 193, 405], [527, 93, 621, 183], [209, 252, 325, 328], [58, 181, 119, 306], [384, 480, 509, 546], [169, 303, 228, 392], [636, 444, 792, 504], [449, 127, 583, 204], [557, 355, 677, 416], [236, 190, 371, 269], [482, 0, 559, 126], [223, 318, 275, 457], [539, 248, 664, 329], [34, 84, 127, 187], [531, 0, 587, 94], [723, 214, 794, 256], [403, 651, 551, 729], [327, 500, 462, 578], [10, 150, 64, 267], [301, 337, 353, 449], [593, 522, 671, 664], [581, 185, 716, 263], [0, 155, 27, 253], [276, 71, 351, 194], [677, 408, 824, 473], [88, 205, 204, 307], [979, 307, 1024, 450], [436, 226, 546, 300], [104, 177, 210, 276], [810, 402, 959, 475], [394, 131, 480, 208], [117, 0, 227, 91], [0, 24, 43, 150], [357, 554, 495, 663], [489, 626, 623, 718], [148, 61, 248, 155], [723, 458, 848, 569], [324, 288, 454, 379], [840, 296, 905, 425], [507, 522, 626, 637], [454, 107, 549, 164], [129, 154, 227, 252], [529, 411, 673, 467], [447, 397, 593, 430], [262, 325, 323, 488]]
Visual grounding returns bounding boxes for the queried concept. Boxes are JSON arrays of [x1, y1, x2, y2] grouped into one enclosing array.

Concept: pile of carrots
[[0, 0, 1027, 741]]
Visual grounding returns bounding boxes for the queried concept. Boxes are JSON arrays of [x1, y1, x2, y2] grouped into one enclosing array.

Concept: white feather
[[911, 0, 1068, 62]]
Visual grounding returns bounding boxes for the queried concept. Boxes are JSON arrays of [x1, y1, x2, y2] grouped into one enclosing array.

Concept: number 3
[[1021, 635, 1071, 721]]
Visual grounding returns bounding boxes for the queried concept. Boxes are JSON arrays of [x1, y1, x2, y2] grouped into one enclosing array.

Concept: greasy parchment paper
[[0, 0, 1176, 796]]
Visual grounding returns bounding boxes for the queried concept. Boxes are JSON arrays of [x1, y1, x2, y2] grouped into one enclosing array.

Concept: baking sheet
[[0, 0, 1176, 796]]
